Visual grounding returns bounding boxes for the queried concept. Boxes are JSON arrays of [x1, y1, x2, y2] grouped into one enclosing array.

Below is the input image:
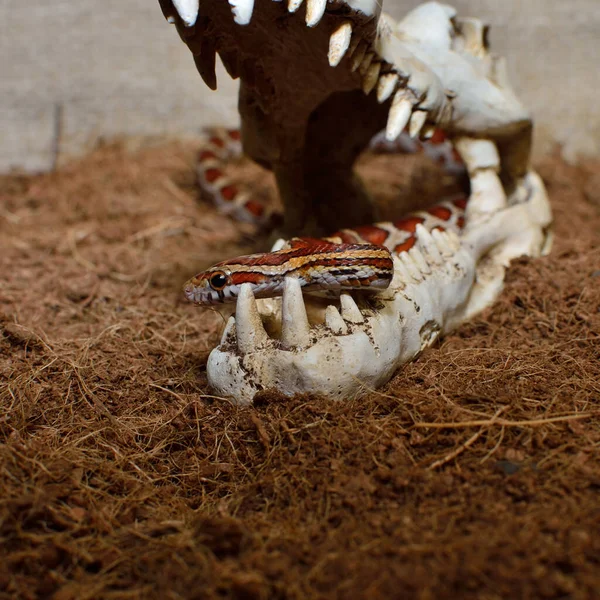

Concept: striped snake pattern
[[184, 128, 467, 305]]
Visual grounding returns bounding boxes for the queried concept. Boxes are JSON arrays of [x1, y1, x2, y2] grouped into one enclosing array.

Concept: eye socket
[[209, 271, 229, 291]]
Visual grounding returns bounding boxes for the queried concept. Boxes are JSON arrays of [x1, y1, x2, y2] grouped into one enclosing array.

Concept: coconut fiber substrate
[[0, 140, 599, 599]]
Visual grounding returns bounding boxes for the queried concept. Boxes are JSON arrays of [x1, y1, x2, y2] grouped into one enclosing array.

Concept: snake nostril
[[183, 282, 196, 299]]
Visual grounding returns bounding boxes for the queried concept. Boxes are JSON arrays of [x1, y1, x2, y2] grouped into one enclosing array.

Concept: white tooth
[[351, 41, 368, 72], [399, 253, 422, 282], [167, 16, 176, 24], [393, 255, 412, 284], [281, 277, 311, 348], [376, 73, 398, 103], [431, 228, 454, 257], [468, 169, 507, 214], [340, 293, 364, 324], [236, 283, 269, 353], [362, 62, 380, 95], [228, 0, 255, 25], [408, 247, 431, 275], [491, 55, 513, 90], [408, 110, 427, 139], [270, 238, 288, 252], [347, 34, 362, 57], [220, 316, 237, 345], [328, 22, 352, 67], [345, 0, 380, 17], [305, 0, 327, 27], [358, 52, 374, 76], [446, 229, 461, 252], [385, 92, 413, 141], [172, 0, 199, 27], [288, 0, 303, 13], [415, 224, 443, 264], [325, 305, 348, 335], [422, 125, 436, 140]]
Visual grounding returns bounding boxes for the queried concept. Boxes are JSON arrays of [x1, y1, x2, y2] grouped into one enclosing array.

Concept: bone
[[408, 247, 431, 275], [445, 230, 461, 252], [281, 277, 311, 348], [236, 284, 269, 353], [358, 52, 375, 76], [325, 305, 348, 335], [399, 252, 422, 282], [454, 17, 489, 58], [340, 293, 364, 323], [345, 0, 381, 17], [468, 170, 507, 215], [376, 73, 398, 103], [396, 2, 456, 47], [490, 55, 514, 92], [350, 42, 368, 72], [328, 22, 352, 67], [415, 224, 443, 264], [408, 110, 427, 138], [347, 35, 362, 57], [172, 0, 199, 27], [228, 0, 255, 25], [270, 238, 288, 252], [220, 316, 237, 345], [362, 62, 381, 95], [288, 0, 303, 12], [393, 255, 412, 285], [385, 91, 413, 141], [454, 138, 500, 173], [431, 229, 455, 258], [193, 40, 218, 90], [305, 0, 327, 27], [421, 125, 436, 139]]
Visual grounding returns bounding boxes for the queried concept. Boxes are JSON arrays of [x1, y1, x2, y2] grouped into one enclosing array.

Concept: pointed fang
[[400, 252, 423, 282], [409, 110, 427, 139], [306, 0, 327, 27], [358, 52, 374, 76], [325, 305, 348, 335], [328, 22, 352, 67], [431, 228, 454, 257], [340, 293, 364, 323], [415, 224, 443, 264], [386, 92, 413, 141], [288, 0, 303, 13], [281, 277, 311, 348], [362, 62, 380, 95], [377, 72, 398, 103], [236, 284, 269, 353], [220, 316, 236, 345], [228, 0, 255, 25], [351, 41, 368, 72], [422, 125, 436, 139], [172, 0, 199, 27]]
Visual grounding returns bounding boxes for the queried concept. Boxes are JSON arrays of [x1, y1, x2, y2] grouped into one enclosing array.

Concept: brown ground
[[1, 140, 599, 600]]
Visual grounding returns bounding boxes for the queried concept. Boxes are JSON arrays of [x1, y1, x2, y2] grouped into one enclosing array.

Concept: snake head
[[184, 240, 394, 306], [184, 266, 239, 305]]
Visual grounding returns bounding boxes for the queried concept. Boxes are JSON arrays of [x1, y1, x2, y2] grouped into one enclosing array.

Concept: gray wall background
[[2, 0, 599, 172]]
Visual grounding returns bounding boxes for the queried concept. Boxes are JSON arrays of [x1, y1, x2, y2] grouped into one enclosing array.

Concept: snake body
[[184, 128, 467, 306]]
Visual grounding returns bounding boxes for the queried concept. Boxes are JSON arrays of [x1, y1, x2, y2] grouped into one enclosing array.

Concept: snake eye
[[209, 271, 229, 291]]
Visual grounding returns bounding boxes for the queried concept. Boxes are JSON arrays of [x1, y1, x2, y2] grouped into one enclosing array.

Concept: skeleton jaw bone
[[158, 1, 554, 402], [207, 171, 552, 405]]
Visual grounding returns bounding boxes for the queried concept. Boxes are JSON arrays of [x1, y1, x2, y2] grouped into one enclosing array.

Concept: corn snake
[[185, 127, 467, 305]]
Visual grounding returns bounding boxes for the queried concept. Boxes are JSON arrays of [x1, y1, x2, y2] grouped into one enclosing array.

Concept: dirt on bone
[[0, 140, 599, 599]]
